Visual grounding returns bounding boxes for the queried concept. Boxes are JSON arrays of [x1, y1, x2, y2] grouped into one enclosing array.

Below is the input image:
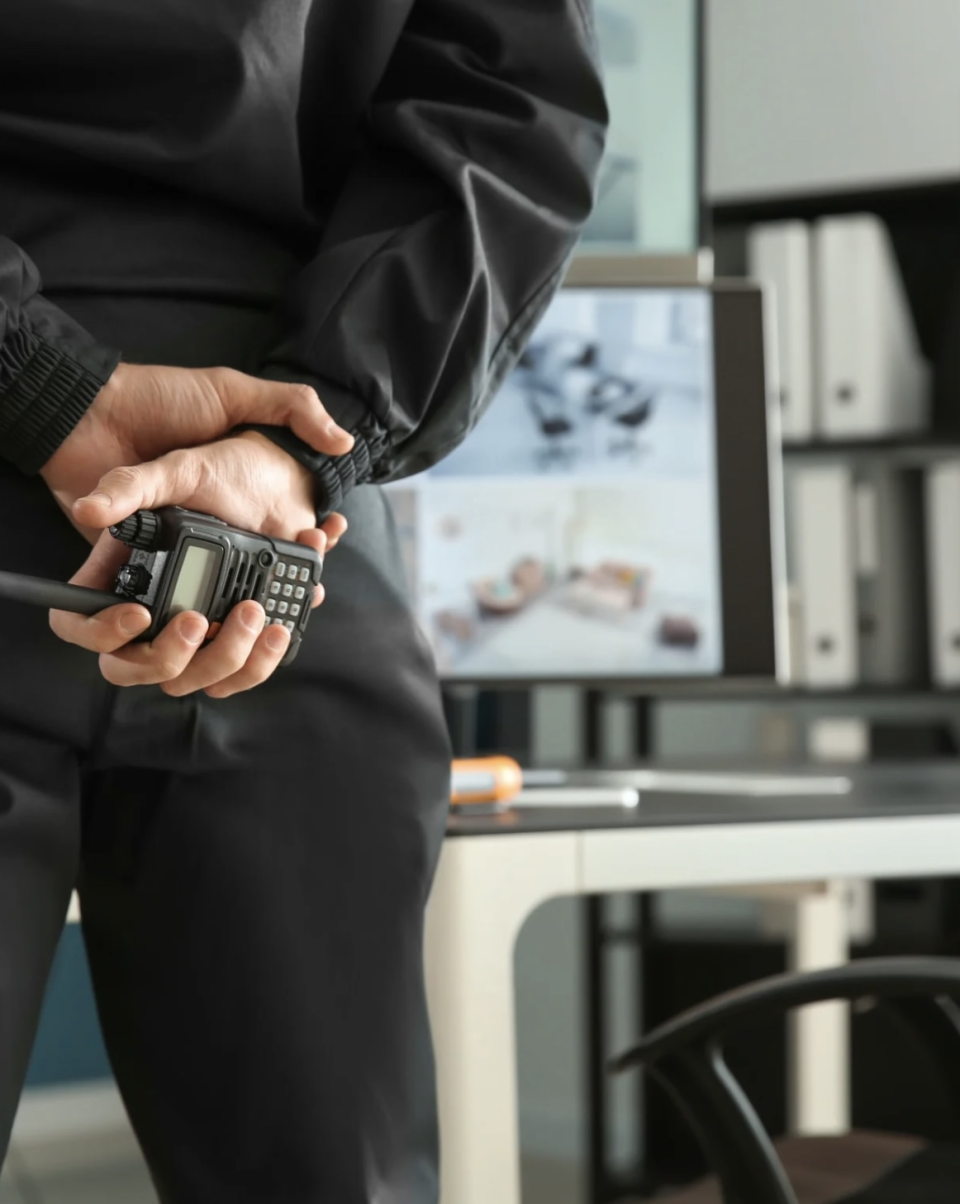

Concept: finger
[[296, 528, 329, 609], [161, 601, 265, 697], [71, 452, 200, 530], [204, 619, 292, 699], [213, 370, 355, 456], [49, 531, 153, 650], [68, 529, 130, 588], [50, 601, 153, 652], [51, 493, 100, 545], [320, 512, 348, 551], [98, 611, 209, 687]]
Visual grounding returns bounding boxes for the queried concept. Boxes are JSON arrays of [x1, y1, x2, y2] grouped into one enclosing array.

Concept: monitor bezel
[[427, 261, 788, 690]]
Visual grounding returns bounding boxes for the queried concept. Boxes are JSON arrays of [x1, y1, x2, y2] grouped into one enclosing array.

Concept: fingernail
[[240, 604, 264, 632], [326, 421, 354, 444], [119, 611, 150, 638], [79, 491, 112, 507], [180, 616, 207, 645], [266, 625, 290, 652]]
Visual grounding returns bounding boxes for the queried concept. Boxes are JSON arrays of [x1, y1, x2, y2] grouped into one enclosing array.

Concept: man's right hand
[[39, 362, 354, 539]]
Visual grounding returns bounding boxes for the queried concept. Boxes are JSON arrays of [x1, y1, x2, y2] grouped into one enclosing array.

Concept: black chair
[[524, 386, 577, 467], [599, 378, 655, 457], [610, 958, 960, 1203]]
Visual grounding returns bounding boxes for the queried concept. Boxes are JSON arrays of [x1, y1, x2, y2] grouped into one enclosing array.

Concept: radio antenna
[[0, 571, 127, 616]]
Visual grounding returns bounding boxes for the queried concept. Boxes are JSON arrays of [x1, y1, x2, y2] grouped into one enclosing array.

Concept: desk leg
[[425, 833, 580, 1204], [786, 881, 850, 1135]]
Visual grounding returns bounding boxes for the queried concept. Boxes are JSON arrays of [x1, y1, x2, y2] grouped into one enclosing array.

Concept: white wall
[[707, 0, 960, 201]]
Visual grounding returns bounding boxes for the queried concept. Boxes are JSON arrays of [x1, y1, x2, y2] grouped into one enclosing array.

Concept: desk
[[424, 762, 960, 1204]]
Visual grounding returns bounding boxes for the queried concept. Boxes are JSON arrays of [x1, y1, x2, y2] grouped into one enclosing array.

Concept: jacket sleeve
[[248, 0, 608, 517], [0, 238, 121, 475]]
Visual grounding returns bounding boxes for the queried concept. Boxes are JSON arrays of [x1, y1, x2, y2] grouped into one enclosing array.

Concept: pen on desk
[[450, 759, 639, 810], [450, 757, 525, 807]]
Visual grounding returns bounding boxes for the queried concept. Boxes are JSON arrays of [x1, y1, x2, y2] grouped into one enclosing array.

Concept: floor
[[0, 1153, 591, 1204], [1, 1106, 583, 1204], [0, 1154, 157, 1204]]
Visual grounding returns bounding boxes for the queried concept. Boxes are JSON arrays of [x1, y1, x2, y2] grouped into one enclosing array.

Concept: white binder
[[852, 465, 923, 685], [925, 461, 960, 686], [814, 214, 930, 439], [792, 462, 923, 688], [747, 220, 815, 442], [793, 465, 858, 687]]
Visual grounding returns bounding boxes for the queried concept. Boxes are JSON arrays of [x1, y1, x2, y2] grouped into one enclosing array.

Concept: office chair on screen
[[610, 958, 960, 1203]]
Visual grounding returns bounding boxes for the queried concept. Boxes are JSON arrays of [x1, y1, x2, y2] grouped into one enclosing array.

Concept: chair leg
[[652, 1045, 798, 1204]]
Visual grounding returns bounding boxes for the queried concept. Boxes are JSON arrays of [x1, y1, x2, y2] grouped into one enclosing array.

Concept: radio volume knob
[[110, 510, 161, 550]]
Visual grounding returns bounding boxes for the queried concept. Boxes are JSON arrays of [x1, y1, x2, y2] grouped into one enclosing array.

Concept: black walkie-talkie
[[0, 507, 323, 666]]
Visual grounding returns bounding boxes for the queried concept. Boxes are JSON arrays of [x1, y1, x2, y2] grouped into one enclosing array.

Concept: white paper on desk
[[515, 772, 852, 805], [625, 770, 852, 797], [515, 787, 640, 808]]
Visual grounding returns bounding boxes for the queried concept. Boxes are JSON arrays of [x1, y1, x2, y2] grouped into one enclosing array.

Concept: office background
[[13, 3, 960, 1204]]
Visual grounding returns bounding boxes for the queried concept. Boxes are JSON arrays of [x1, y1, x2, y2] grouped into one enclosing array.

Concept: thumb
[[69, 528, 134, 588], [71, 453, 200, 529], [218, 372, 356, 457]]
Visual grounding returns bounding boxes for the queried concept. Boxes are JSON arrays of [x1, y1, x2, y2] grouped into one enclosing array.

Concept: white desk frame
[[425, 813, 960, 1204]]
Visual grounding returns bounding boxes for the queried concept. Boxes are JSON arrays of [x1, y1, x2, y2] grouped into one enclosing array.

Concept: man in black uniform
[[0, 2, 606, 1200]]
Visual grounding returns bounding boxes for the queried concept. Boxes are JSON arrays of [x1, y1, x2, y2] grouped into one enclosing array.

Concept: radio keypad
[[266, 560, 313, 627]]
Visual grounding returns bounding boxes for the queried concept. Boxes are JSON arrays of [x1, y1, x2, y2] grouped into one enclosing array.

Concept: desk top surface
[[446, 761, 960, 838]]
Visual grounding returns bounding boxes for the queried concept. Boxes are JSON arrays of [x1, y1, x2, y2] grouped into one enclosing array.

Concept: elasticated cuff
[[237, 369, 391, 519], [0, 327, 121, 475], [236, 413, 391, 520]]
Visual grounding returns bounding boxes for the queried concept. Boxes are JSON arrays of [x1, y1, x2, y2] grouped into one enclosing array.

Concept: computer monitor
[[584, 0, 703, 253], [385, 260, 787, 686]]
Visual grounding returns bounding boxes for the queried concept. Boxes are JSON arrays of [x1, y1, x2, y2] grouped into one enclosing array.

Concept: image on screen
[[385, 288, 724, 681]]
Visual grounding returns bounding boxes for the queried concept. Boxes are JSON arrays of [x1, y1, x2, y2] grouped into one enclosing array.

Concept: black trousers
[[0, 295, 451, 1203]]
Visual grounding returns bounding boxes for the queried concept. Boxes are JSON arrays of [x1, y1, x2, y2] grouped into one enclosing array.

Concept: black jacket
[[0, 0, 606, 515]]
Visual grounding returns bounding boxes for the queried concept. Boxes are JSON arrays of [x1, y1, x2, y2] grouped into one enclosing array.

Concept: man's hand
[[40, 362, 354, 538], [49, 432, 347, 698]]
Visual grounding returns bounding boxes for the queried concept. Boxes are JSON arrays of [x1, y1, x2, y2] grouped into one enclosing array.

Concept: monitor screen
[[584, 0, 701, 253], [385, 283, 772, 684]]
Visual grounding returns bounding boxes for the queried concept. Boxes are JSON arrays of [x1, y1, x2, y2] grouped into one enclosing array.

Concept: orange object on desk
[[451, 756, 524, 806]]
